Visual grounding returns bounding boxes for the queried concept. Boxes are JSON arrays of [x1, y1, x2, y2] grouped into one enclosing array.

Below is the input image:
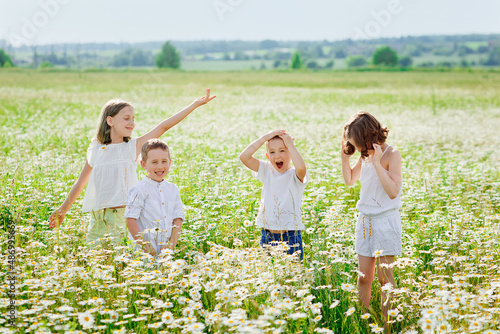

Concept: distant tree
[[324, 59, 334, 69], [481, 47, 500, 66], [433, 47, 454, 56], [111, 49, 132, 67], [417, 61, 434, 68], [459, 58, 469, 68], [156, 41, 180, 69], [234, 51, 249, 61], [372, 46, 398, 67], [0, 49, 14, 67], [259, 62, 267, 70], [269, 51, 291, 61], [306, 60, 319, 69], [131, 49, 151, 66], [273, 59, 281, 68], [403, 44, 422, 57], [346, 55, 366, 67], [476, 45, 489, 54], [314, 45, 325, 58], [259, 40, 279, 50], [399, 56, 413, 68], [457, 45, 474, 57], [290, 52, 302, 69], [334, 49, 347, 59], [436, 61, 453, 68]]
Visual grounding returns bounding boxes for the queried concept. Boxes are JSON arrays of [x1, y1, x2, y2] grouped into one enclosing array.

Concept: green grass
[[0, 69, 499, 333]]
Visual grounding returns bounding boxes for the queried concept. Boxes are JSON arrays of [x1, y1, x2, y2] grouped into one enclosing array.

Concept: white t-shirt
[[82, 138, 139, 212], [252, 160, 308, 231], [124, 177, 185, 254]]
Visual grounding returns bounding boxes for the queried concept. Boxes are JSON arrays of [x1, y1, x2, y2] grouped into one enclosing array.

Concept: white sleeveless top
[[82, 138, 139, 212], [356, 146, 402, 216]]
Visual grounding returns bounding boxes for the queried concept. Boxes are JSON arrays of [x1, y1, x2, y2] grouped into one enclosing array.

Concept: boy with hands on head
[[125, 139, 184, 256], [239, 130, 308, 260]]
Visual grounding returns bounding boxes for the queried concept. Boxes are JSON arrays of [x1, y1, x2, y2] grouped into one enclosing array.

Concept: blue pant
[[260, 229, 303, 260]]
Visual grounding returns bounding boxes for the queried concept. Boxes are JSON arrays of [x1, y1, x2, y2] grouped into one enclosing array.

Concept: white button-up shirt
[[125, 177, 184, 254]]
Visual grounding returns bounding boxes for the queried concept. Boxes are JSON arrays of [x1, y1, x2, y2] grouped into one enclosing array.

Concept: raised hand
[[192, 88, 216, 107], [264, 129, 286, 141], [280, 132, 295, 147], [371, 143, 383, 164], [341, 140, 355, 159]]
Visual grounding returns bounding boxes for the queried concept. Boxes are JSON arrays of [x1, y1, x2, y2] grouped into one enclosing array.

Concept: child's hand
[[341, 140, 354, 158], [264, 130, 286, 141], [48, 208, 66, 228], [280, 133, 295, 147], [371, 143, 383, 164], [192, 89, 216, 107]]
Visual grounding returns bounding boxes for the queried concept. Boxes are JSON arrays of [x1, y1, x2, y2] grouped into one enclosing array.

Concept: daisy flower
[[344, 307, 355, 316], [78, 311, 94, 329], [161, 311, 174, 324]]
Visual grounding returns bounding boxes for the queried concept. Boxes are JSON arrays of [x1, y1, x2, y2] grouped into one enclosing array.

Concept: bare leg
[[376, 255, 395, 331], [357, 255, 376, 310]]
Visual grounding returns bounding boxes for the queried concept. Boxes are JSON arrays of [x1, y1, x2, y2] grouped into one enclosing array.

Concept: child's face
[[266, 138, 291, 173], [141, 148, 171, 182], [109, 106, 135, 139]]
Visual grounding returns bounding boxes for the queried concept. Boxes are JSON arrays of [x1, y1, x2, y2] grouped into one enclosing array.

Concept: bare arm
[[136, 89, 215, 156], [168, 218, 183, 249], [371, 144, 402, 199], [281, 133, 307, 182], [49, 161, 92, 228], [341, 141, 362, 186], [126, 217, 156, 256], [239, 130, 285, 172]]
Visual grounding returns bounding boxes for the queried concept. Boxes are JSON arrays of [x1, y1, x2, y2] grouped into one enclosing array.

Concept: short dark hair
[[343, 111, 389, 158], [141, 139, 170, 162]]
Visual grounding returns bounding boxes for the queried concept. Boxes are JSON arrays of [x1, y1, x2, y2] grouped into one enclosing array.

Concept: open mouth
[[276, 162, 284, 169], [155, 171, 164, 177]]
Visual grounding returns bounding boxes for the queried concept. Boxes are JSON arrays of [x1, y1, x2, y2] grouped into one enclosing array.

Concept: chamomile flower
[[344, 307, 356, 316], [361, 313, 371, 320], [160, 311, 174, 324], [387, 309, 399, 317], [372, 249, 384, 257], [78, 311, 94, 329]]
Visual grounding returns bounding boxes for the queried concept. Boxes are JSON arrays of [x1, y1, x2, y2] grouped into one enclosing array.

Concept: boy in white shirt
[[239, 130, 308, 260], [125, 139, 184, 256]]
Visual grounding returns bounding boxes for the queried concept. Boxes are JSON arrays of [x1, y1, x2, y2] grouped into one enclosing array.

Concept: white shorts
[[355, 209, 402, 257]]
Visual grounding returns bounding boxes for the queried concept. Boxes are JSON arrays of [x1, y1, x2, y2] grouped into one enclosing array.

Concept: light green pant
[[86, 208, 127, 248]]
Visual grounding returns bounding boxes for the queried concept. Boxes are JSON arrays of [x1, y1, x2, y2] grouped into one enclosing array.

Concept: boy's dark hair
[[141, 139, 170, 162], [343, 111, 389, 158]]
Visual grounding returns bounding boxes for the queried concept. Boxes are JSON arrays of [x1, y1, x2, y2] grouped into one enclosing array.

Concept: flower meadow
[[0, 70, 499, 333]]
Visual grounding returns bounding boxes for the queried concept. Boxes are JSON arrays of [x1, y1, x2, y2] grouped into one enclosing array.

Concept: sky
[[1, 0, 499, 46]]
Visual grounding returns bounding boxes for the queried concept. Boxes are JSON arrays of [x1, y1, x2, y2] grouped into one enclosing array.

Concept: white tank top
[[356, 145, 402, 216]]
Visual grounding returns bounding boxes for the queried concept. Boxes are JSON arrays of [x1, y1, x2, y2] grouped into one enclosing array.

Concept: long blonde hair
[[96, 99, 133, 144]]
